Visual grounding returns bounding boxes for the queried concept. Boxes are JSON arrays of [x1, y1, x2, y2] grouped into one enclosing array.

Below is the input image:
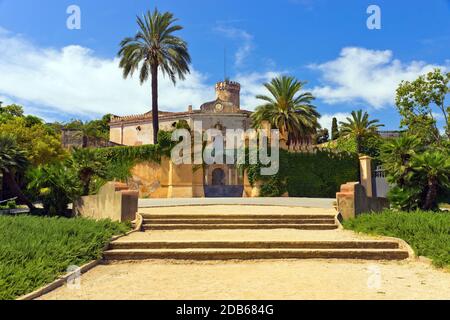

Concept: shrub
[[343, 210, 450, 268]]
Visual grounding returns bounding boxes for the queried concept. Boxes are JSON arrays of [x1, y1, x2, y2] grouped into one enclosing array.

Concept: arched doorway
[[204, 166, 244, 198], [212, 168, 225, 186]]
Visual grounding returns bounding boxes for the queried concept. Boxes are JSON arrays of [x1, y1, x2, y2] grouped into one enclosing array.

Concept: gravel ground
[[39, 259, 450, 300]]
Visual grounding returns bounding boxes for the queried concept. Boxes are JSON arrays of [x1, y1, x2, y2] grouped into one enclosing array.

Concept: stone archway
[[212, 168, 226, 186]]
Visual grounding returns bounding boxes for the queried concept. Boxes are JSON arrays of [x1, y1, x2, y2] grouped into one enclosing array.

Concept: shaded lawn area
[[343, 210, 450, 269], [0, 215, 130, 300]]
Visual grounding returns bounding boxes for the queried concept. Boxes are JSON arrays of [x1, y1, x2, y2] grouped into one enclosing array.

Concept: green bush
[[0, 215, 130, 300], [343, 210, 450, 268], [249, 149, 359, 198], [27, 164, 81, 216]]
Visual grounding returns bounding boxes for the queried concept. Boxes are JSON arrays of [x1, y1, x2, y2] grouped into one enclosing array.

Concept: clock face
[[215, 103, 223, 112]]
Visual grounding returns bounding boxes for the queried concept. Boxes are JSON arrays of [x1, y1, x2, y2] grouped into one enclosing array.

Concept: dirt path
[[39, 259, 450, 300]]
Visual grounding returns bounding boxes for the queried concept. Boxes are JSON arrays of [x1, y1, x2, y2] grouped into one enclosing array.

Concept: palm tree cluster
[[252, 76, 321, 147], [381, 135, 450, 211]]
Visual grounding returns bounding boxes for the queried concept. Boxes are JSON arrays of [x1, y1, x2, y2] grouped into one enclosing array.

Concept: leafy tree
[[0, 117, 67, 165], [0, 104, 24, 121], [60, 114, 112, 140], [118, 8, 191, 144], [83, 114, 112, 140], [0, 134, 35, 209], [339, 110, 384, 154], [251, 76, 321, 146], [396, 68, 450, 141], [331, 117, 339, 140], [67, 148, 109, 196]]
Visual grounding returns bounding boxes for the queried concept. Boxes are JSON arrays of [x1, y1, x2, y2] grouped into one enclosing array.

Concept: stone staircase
[[103, 210, 410, 261], [141, 213, 338, 230]]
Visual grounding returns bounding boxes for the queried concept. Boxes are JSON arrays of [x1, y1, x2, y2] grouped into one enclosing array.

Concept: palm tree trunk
[[423, 177, 438, 211], [356, 135, 363, 154], [1, 169, 35, 210], [82, 177, 91, 196], [151, 64, 159, 145]]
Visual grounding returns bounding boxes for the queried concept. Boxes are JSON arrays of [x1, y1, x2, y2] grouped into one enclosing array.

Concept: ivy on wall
[[96, 144, 162, 164], [248, 149, 359, 198]]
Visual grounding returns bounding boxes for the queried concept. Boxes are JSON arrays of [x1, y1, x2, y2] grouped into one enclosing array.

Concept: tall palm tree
[[252, 76, 321, 146], [0, 134, 34, 209], [339, 110, 384, 154], [118, 8, 191, 144]]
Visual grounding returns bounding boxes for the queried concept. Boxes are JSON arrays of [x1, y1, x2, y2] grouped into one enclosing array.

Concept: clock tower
[[200, 80, 241, 113]]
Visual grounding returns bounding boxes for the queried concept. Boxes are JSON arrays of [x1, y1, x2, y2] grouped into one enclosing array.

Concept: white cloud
[[0, 29, 286, 121], [0, 29, 214, 119], [214, 25, 254, 67], [235, 71, 282, 110], [310, 47, 448, 109], [0, 28, 282, 120], [319, 112, 350, 132]]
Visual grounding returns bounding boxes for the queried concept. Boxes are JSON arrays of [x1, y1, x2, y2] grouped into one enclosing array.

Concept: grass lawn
[[0, 215, 130, 300], [343, 210, 450, 269]]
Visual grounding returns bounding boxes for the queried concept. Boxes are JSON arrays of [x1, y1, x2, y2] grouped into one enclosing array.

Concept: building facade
[[109, 80, 253, 197]]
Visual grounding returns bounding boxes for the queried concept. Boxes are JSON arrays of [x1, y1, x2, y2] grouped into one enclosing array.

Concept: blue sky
[[0, 0, 449, 131]]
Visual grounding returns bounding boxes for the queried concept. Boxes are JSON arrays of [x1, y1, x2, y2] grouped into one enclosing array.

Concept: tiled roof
[[110, 108, 253, 125]]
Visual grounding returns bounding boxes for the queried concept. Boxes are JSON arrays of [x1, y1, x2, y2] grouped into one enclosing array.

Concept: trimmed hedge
[[249, 149, 359, 198]]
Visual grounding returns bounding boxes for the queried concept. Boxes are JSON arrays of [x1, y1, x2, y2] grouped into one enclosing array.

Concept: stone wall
[[128, 157, 205, 199], [73, 182, 138, 222], [336, 182, 388, 220], [336, 156, 390, 220]]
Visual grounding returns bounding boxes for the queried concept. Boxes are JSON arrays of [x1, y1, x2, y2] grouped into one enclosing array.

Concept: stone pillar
[[359, 156, 373, 197], [242, 169, 253, 197], [167, 160, 195, 198]]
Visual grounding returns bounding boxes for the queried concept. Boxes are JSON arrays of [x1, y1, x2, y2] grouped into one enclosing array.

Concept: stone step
[[142, 224, 339, 230], [141, 214, 336, 220], [110, 240, 400, 250], [143, 218, 336, 225], [103, 248, 409, 261]]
